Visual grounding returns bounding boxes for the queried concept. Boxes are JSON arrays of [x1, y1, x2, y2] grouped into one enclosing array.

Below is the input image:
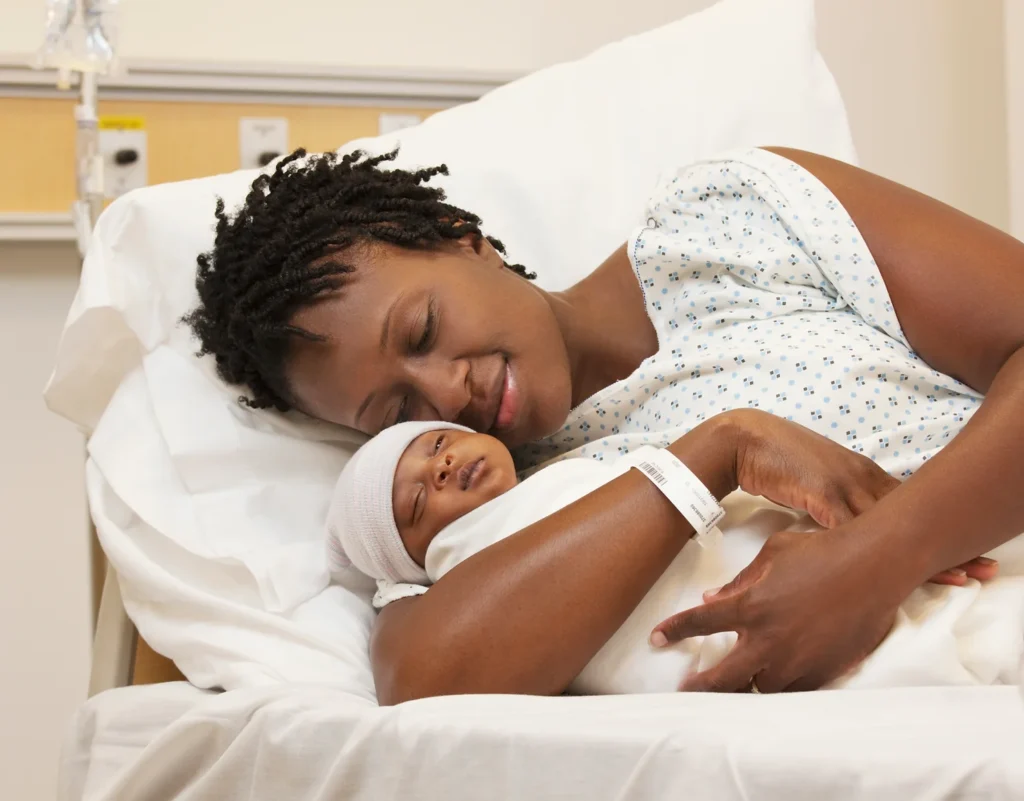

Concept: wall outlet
[[240, 117, 289, 169], [378, 113, 422, 135], [98, 117, 148, 199]]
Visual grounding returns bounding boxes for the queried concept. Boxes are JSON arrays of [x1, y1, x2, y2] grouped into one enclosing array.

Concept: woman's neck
[[544, 244, 658, 408]]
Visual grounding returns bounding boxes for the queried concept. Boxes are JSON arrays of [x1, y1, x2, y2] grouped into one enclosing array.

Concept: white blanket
[[61, 682, 1024, 801], [425, 460, 1024, 693]]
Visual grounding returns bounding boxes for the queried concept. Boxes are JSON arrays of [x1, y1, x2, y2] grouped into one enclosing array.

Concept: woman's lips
[[493, 360, 519, 431], [457, 457, 485, 490]]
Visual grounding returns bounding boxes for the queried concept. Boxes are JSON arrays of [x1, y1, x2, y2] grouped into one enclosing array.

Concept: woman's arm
[[765, 148, 1023, 394], [372, 416, 737, 704], [656, 149, 1024, 692], [768, 148, 1024, 571], [372, 410, 896, 703]]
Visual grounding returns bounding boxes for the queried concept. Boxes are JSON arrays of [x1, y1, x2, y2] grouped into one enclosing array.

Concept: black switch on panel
[[258, 151, 281, 167], [114, 148, 139, 166]]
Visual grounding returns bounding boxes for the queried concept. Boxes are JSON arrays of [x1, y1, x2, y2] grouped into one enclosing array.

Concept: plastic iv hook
[[37, 0, 121, 256]]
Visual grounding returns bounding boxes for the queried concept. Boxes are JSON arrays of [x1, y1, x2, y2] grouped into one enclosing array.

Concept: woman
[[187, 146, 1023, 703]]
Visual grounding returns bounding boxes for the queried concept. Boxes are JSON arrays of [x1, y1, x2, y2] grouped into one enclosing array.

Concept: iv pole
[[38, 0, 120, 624], [73, 70, 103, 251], [38, 0, 116, 256]]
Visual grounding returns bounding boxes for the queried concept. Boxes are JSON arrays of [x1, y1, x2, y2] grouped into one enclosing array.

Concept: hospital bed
[[54, 2, 1024, 798]]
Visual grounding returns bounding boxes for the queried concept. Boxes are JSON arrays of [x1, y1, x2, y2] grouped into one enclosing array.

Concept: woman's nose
[[432, 452, 455, 489], [411, 357, 472, 423]]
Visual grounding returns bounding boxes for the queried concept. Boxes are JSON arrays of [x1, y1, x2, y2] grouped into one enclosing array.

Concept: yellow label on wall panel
[[99, 115, 145, 130]]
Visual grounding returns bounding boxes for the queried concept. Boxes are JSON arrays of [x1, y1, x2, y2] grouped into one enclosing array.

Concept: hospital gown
[[375, 147, 985, 610]]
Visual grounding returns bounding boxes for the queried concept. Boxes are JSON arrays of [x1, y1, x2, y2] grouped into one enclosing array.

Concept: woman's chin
[[506, 404, 571, 449]]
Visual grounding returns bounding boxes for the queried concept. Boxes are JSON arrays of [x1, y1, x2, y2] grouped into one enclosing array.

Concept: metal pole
[[73, 68, 108, 624], [38, 0, 121, 637], [73, 69, 103, 255]]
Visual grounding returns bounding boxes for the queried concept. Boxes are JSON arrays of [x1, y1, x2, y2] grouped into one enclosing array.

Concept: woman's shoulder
[[647, 147, 801, 199]]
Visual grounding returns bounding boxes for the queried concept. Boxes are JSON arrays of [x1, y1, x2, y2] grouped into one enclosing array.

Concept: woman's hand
[[726, 409, 899, 527], [653, 525, 901, 692], [722, 410, 997, 585], [652, 527, 999, 693]]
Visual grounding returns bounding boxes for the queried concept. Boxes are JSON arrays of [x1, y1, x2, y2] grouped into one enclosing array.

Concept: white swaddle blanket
[[425, 458, 1024, 693]]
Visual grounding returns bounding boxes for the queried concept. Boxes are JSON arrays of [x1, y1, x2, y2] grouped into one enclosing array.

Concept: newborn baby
[[327, 422, 1024, 694]]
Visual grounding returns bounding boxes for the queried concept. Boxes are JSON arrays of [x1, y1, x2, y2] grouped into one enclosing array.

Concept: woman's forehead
[[284, 265, 436, 425], [286, 290, 382, 426]]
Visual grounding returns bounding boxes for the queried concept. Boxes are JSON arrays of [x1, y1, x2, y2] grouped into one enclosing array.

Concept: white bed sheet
[[61, 682, 1024, 801]]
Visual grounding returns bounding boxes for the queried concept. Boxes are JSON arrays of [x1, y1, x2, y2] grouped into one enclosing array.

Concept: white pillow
[[46, 0, 856, 699]]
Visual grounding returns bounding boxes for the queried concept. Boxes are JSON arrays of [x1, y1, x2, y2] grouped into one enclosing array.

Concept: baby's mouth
[[457, 457, 484, 490]]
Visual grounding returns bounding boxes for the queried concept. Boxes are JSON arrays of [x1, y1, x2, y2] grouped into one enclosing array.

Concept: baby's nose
[[434, 453, 454, 486]]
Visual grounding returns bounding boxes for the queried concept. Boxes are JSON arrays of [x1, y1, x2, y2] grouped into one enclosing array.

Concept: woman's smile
[[493, 359, 520, 432]]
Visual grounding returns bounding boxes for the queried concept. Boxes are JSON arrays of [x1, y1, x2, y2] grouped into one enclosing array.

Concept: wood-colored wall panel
[[1, 97, 437, 212], [2, 98, 78, 212], [132, 637, 186, 686]]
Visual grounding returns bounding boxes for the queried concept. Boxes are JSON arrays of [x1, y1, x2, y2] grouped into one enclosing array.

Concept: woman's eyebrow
[[379, 292, 407, 353]]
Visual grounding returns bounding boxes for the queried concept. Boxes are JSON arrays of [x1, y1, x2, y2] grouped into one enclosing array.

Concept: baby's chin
[[483, 467, 518, 498]]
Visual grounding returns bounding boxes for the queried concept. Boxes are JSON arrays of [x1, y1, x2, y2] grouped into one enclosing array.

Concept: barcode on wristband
[[623, 445, 726, 547], [636, 460, 668, 487]]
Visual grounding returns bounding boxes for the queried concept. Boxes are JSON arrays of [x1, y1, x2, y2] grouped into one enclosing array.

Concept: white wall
[[0, 244, 91, 801]]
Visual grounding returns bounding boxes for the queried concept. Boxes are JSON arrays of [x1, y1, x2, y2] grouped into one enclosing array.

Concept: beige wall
[[2, 0, 1012, 227], [0, 244, 91, 801], [1005, 0, 1024, 239], [6, 0, 712, 74], [819, 0, 1009, 231]]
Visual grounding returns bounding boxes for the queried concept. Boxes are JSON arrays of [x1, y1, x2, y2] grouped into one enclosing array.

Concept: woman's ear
[[458, 232, 504, 268]]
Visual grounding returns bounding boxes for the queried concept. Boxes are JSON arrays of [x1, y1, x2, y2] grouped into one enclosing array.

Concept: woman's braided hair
[[183, 148, 533, 412]]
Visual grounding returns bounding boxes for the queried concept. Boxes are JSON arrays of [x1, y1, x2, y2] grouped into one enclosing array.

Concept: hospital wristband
[[621, 445, 725, 548]]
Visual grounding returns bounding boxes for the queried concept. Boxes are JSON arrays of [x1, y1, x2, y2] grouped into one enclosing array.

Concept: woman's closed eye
[[412, 297, 437, 354], [391, 298, 439, 427]]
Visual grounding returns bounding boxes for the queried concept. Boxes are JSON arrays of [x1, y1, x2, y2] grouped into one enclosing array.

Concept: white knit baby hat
[[326, 420, 473, 584]]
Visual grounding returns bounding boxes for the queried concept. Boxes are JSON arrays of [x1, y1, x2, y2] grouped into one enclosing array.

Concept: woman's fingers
[[961, 556, 999, 581], [927, 568, 968, 586], [701, 563, 755, 603], [656, 560, 766, 643], [652, 595, 741, 644], [679, 643, 762, 693], [927, 557, 999, 585]]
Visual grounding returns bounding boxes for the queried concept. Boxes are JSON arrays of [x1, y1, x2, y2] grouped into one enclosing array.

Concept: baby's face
[[393, 428, 517, 567]]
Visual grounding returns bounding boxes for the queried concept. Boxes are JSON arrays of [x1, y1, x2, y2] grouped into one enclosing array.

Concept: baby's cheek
[[489, 471, 518, 499], [436, 495, 475, 532]]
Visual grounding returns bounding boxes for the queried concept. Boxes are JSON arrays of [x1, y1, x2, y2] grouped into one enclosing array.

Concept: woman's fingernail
[[650, 631, 668, 648], [975, 557, 996, 566], [704, 586, 723, 598], [950, 567, 967, 576]]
